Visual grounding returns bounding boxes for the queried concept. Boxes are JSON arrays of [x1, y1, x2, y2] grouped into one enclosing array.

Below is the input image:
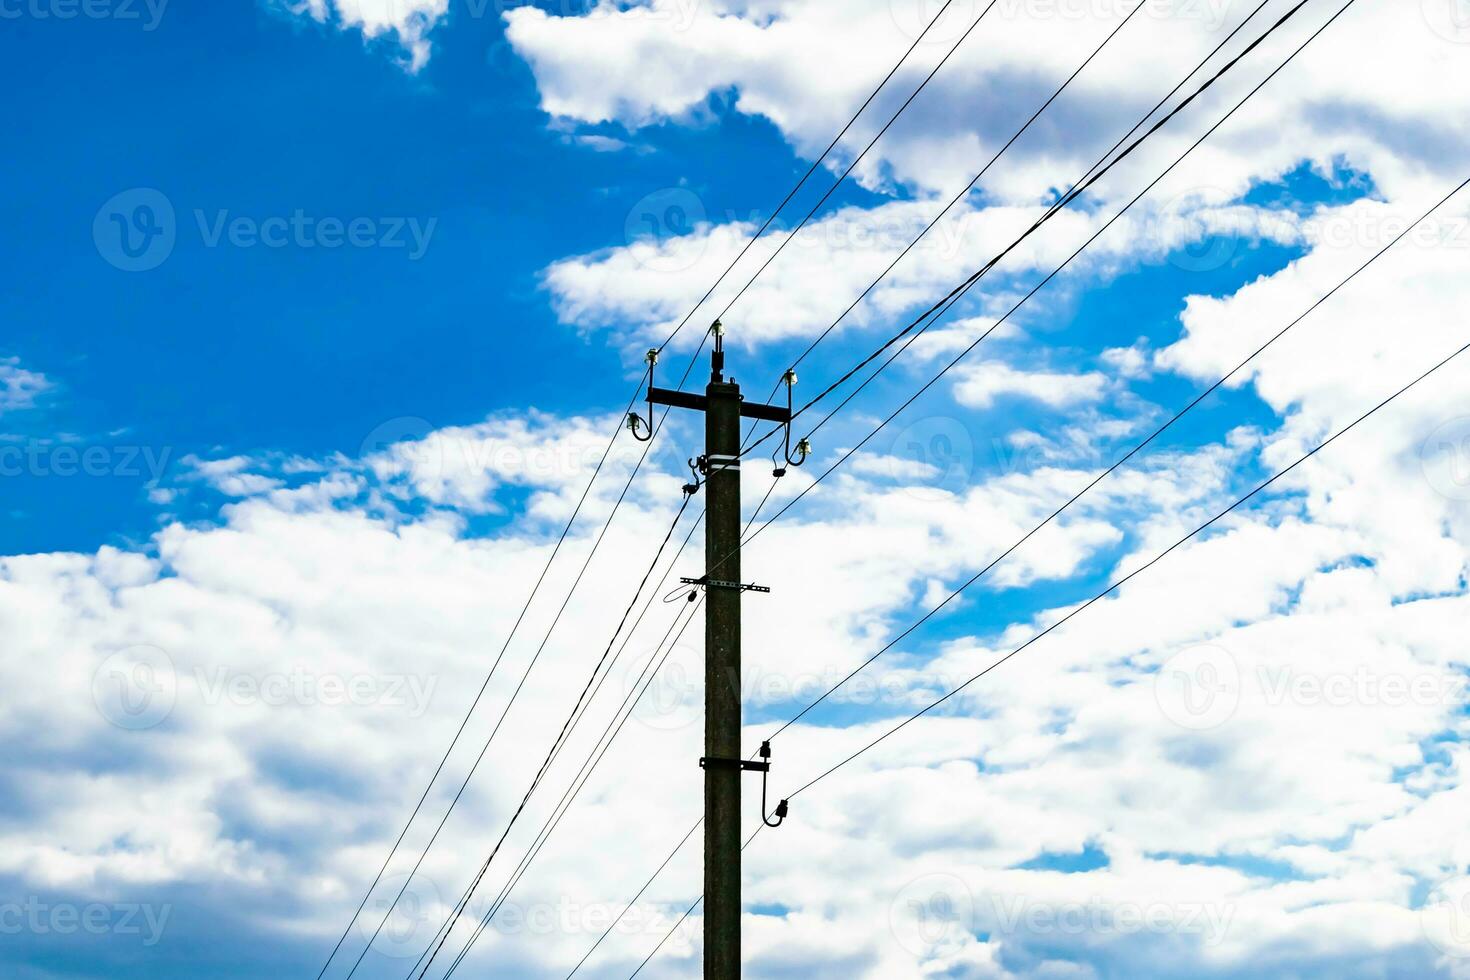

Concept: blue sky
[[4, 2, 1470, 979]]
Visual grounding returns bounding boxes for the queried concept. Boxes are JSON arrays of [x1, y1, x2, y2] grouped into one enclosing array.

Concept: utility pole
[[641, 322, 790, 978]]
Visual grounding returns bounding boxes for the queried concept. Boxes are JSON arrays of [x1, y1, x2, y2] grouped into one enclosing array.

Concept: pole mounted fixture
[[643, 328, 791, 980], [628, 349, 660, 442], [773, 369, 811, 478]]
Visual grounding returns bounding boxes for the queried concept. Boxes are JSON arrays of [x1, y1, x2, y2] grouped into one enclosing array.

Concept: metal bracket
[[699, 756, 769, 773], [693, 743, 787, 828], [680, 576, 770, 595]]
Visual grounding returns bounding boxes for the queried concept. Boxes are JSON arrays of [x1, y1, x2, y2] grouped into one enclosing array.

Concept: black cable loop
[[627, 349, 658, 442]]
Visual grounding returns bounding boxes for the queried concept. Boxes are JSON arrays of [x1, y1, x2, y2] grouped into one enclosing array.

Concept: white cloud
[[952, 361, 1109, 409], [0, 356, 52, 413], [276, 0, 450, 71]]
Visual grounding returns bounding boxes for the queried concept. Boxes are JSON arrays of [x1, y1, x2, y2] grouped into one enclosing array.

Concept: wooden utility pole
[[644, 322, 790, 978]]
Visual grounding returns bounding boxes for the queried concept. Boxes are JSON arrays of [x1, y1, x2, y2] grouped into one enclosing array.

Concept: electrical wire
[[740, 0, 1325, 460], [437, 478, 785, 979], [653, 0, 962, 357], [627, 826, 767, 980], [315, 366, 647, 980], [731, 0, 1359, 567], [712, 0, 1003, 322], [409, 494, 695, 980], [787, 335, 1470, 798], [578, 8, 1378, 965], [765, 173, 1470, 740]]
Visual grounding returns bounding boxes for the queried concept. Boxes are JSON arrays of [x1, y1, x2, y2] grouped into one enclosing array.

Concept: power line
[[732, 0, 1359, 562], [440, 597, 705, 980], [627, 826, 767, 980], [315, 365, 648, 980], [408, 494, 696, 980], [741, 0, 1325, 460], [582, 7, 1376, 962], [437, 478, 785, 979], [653, 0, 963, 356], [765, 174, 1470, 741], [737, 0, 1196, 451], [340, 358, 701, 979], [401, 523, 704, 980], [377, 19, 1015, 950], [351, 17, 991, 954], [787, 335, 1470, 798], [624, 289, 1470, 980], [713, 0, 1003, 322], [778, 0, 1176, 378]]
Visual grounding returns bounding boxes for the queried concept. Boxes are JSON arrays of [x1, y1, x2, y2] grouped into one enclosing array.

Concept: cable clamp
[[699, 756, 768, 773], [699, 742, 788, 828], [700, 454, 741, 476], [679, 576, 770, 595]]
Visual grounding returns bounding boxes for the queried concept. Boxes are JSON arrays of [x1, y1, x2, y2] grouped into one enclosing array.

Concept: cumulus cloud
[[274, 0, 450, 71], [0, 356, 52, 413]]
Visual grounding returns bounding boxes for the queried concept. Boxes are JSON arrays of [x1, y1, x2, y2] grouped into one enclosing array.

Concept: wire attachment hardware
[[697, 741, 787, 829], [773, 369, 811, 476], [628, 349, 659, 442], [679, 575, 771, 595], [682, 457, 704, 496], [760, 741, 787, 828]]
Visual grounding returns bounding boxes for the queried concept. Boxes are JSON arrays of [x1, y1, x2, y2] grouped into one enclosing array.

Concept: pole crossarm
[[648, 386, 792, 423]]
